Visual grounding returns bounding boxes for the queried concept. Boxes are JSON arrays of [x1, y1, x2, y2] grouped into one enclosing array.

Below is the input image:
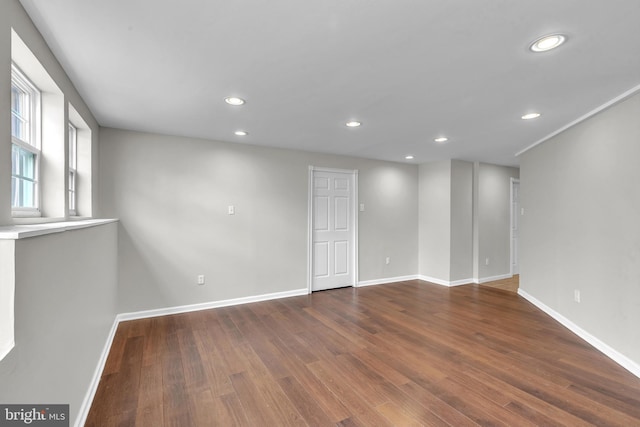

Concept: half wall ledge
[[0, 219, 118, 240]]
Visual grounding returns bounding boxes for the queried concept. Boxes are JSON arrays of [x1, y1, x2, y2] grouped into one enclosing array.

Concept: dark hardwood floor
[[479, 275, 519, 293], [86, 280, 640, 426]]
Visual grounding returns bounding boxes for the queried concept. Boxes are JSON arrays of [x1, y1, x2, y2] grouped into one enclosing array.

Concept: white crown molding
[[516, 82, 640, 157]]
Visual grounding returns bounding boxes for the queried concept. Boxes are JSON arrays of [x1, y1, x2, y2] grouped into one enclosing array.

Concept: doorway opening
[[510, 177, 520, 276]]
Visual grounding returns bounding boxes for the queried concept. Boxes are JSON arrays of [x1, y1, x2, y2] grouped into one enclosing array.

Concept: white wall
[[418, 161, 452, 281], [419, 159, 515, 284], [99, 128, 419, 313], [0, 241, 15, 360], [450, 159, 473, 281], [0, 6, 10, 225], [0, 3, 115, 425], [520, 91, 640, 366], [0, 223, 118, 426], [476, 163, 519, 280]]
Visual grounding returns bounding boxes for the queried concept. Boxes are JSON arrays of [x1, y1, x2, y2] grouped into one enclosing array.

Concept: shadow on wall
[[117, 223, 174, 313]]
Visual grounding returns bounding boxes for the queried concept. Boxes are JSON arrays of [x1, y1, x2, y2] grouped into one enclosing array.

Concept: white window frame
[[68, 123, 77, 216], [11, 63, 41, 216]]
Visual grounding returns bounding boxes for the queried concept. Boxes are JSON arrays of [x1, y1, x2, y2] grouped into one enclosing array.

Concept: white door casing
[[510, 178, 520, 275], [308, 167, 358, 292]]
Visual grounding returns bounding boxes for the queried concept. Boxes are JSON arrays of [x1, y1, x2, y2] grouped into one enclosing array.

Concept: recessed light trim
[[345, 121, 361, 128], [521, 112, 541, 120], [530, 34, 566, 52], [225, 96, 245, 106], [434, 137, 448, 143], [405, 155, 414, 160], [234, 130, 248, 136]]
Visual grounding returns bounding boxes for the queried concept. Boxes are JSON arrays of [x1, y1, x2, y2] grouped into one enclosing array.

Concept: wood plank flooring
[[479, 275, 519, 293], [86, 280, 640, 426]]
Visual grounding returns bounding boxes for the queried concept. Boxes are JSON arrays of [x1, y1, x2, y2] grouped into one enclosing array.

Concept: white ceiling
[[18, 0, 640, 166]]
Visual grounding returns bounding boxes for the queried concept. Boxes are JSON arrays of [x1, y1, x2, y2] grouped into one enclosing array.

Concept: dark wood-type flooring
[[86, 280, 640, 426], [479, 275, 519, 293]]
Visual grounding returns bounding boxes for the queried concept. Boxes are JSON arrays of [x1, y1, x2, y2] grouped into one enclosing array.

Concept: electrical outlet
[[485, 258, 490, 266], [385, 257, 390, 265], [228, 205, 235, 215], [359, 203, 365, 212], [197, 275, 205, 285], [574, 289, 581, 303]]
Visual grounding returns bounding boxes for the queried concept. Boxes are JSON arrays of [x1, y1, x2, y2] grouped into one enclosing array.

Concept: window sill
[[11, 209, 42, 219], [0, 218, 118, 240]]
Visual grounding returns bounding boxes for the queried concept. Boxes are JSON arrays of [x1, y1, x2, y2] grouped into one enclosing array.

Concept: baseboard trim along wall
[[75, 317, 120, 427], [76, 287, 308, 426], [358, 275, 512, 288], [77, 273, 521, 424], [474, 273, 513, 284], [117, 288, 309, 322], [78, 277, 640, 426], [357, 275, 419, 287], [418, 275, 474, 287], [518, 289, 640, 379]]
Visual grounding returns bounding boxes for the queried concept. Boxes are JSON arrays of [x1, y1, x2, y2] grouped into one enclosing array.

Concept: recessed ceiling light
[[521, 112, 541, 120], [234, 130, 248, 136], [346, 121, 361, 127], [225, 97, 245, 106], [434, 137, 448, 143], [405, 155, 414, 160], [530, 34, 566, 52]]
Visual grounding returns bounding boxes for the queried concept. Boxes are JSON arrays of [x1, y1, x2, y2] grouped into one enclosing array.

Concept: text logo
[[0, 405, 68, 426]]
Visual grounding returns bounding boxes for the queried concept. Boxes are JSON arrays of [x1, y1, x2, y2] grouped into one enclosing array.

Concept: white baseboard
[[450, 278, 475, 287], [117, 288, 309, 322], [419, 273, 516, 287], [474, 273, 513, 284], [518, 289, 640, 379], [75, 317, 119, 427], [418, 275, 474, 287], [76, 287, 308, 425], [357, 275, 419, 287]]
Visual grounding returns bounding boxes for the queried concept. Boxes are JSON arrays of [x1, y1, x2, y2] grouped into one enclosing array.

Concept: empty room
[[1, 0, 639, 425]]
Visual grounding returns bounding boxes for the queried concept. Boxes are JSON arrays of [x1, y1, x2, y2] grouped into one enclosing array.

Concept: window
[[9, 31, 94, 221], [68, 123, 77, 215], [10, 64, 40, 213]]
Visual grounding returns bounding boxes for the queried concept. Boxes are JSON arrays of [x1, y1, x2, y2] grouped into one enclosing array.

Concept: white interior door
[[511, 179, 520, 275], [311, 169, 356, 291]]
